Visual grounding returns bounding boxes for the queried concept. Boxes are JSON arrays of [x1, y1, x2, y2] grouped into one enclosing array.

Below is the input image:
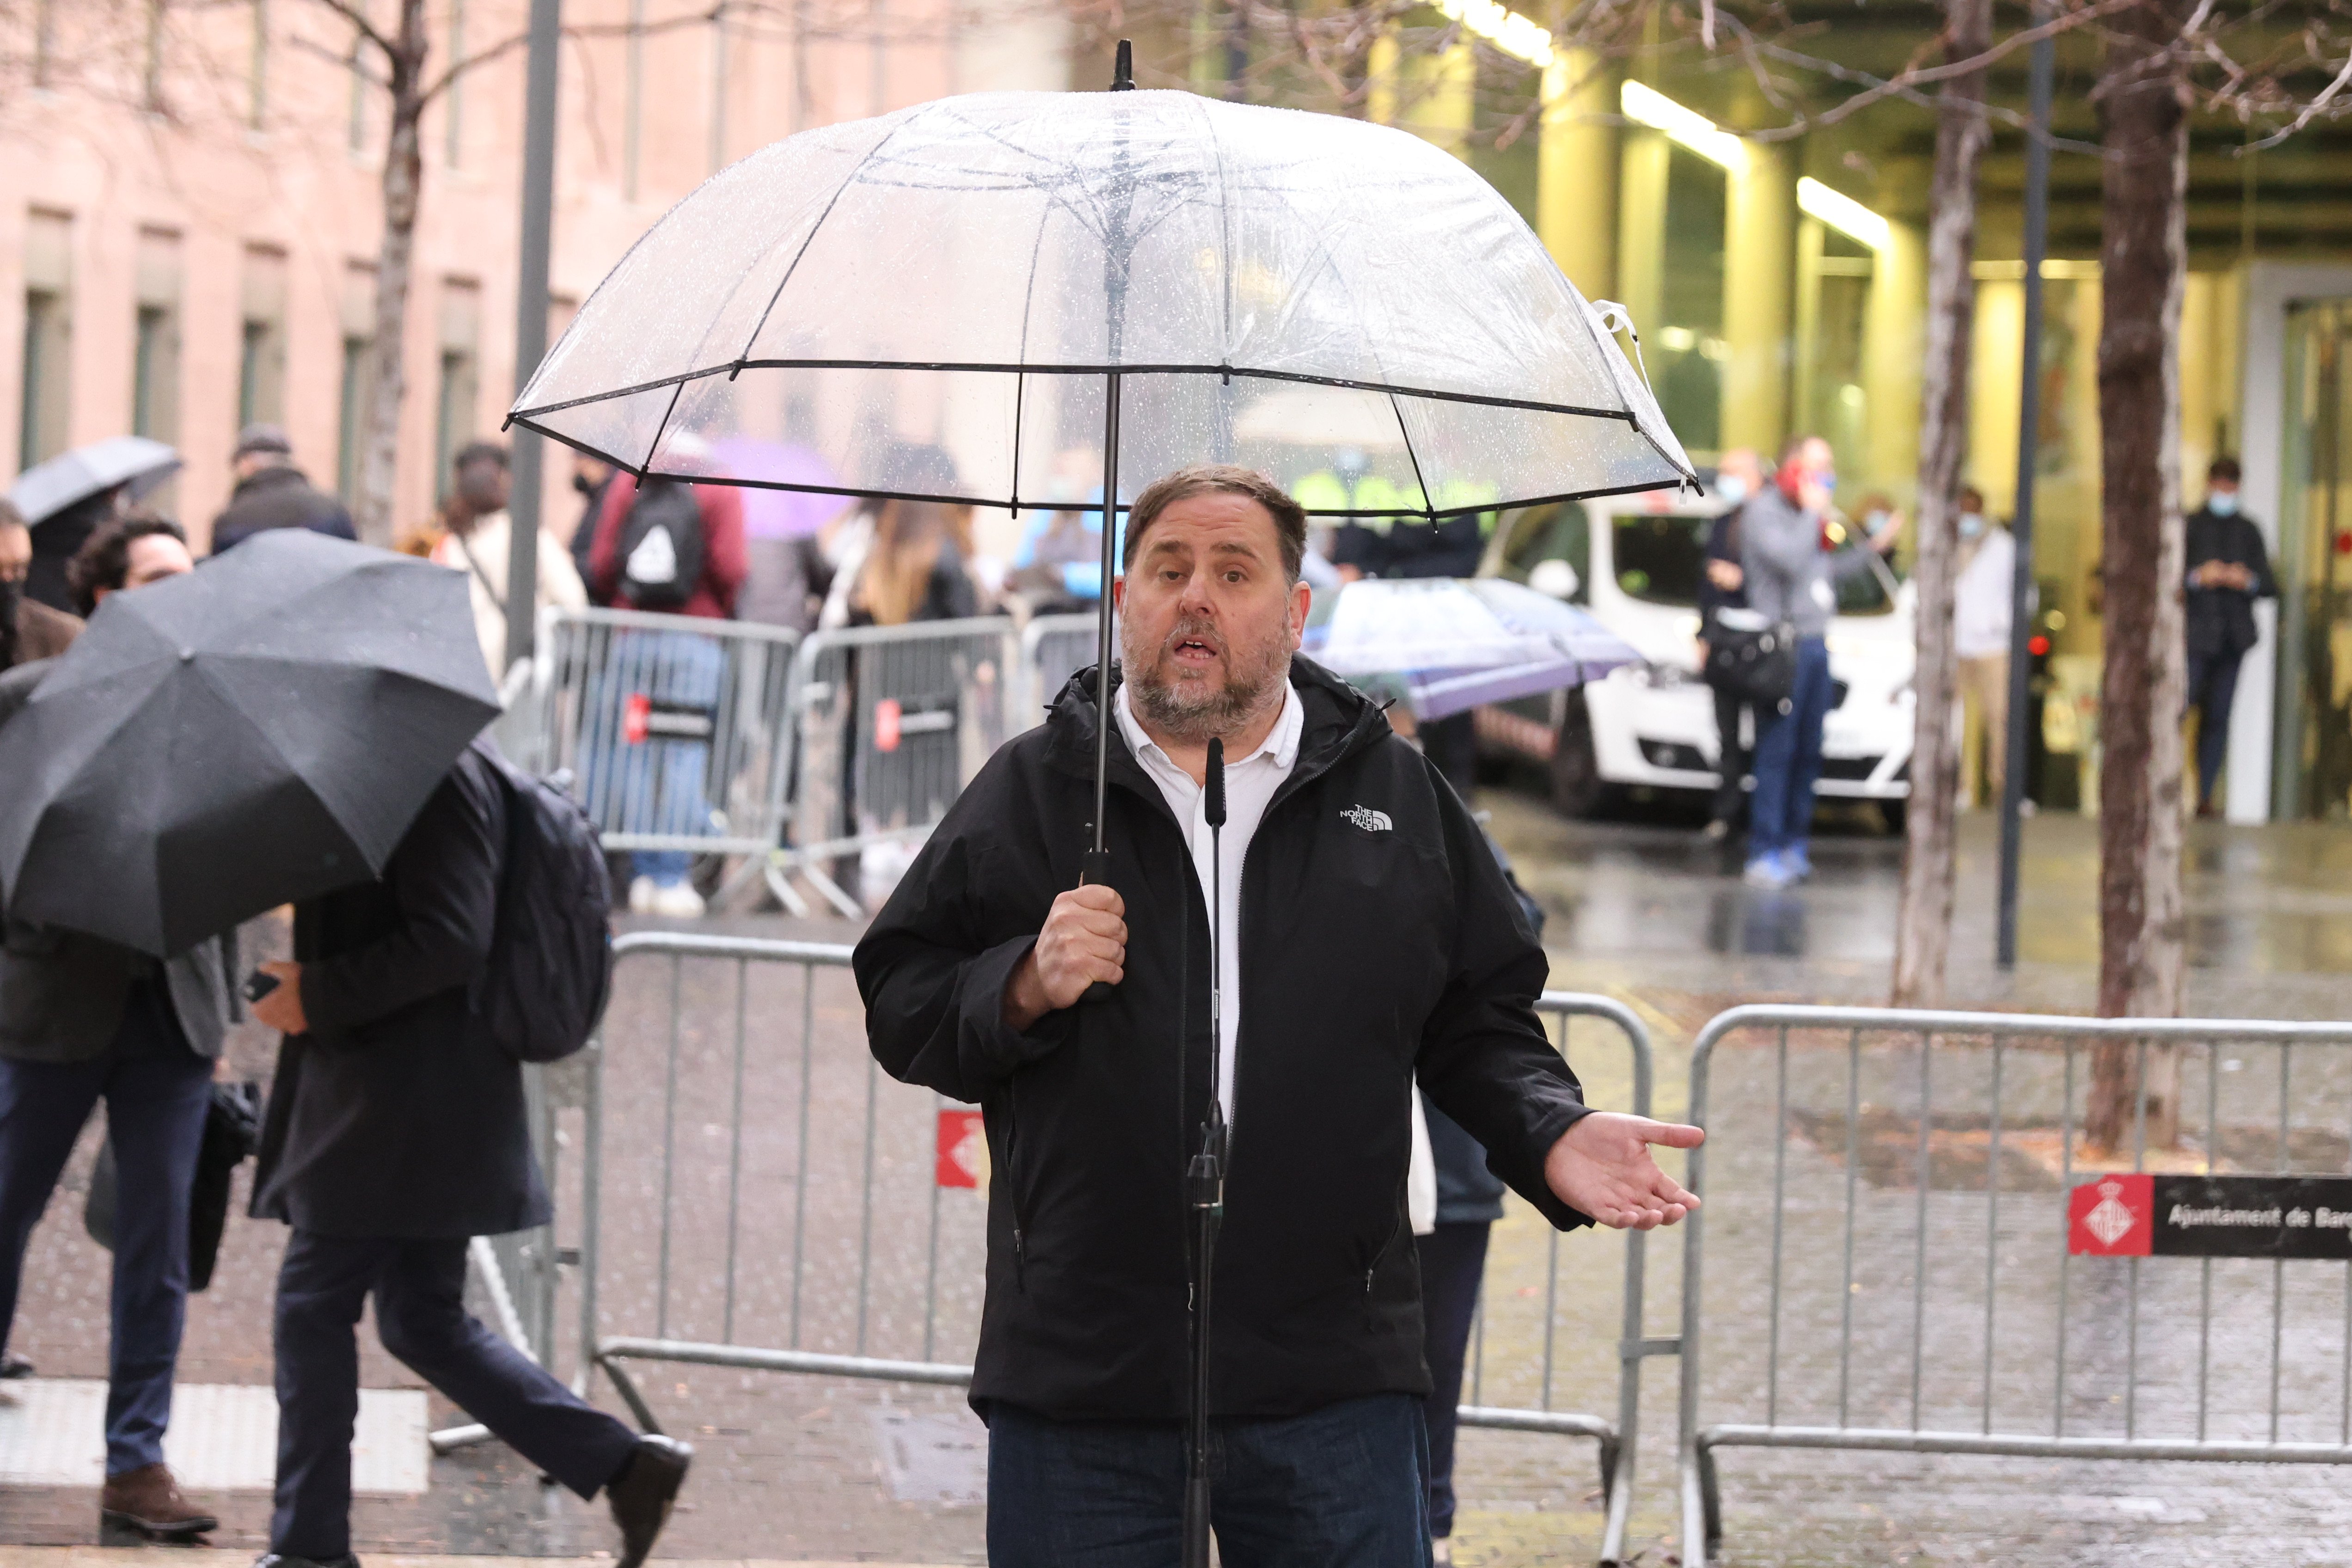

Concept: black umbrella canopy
[[0, 531, 501, 956]]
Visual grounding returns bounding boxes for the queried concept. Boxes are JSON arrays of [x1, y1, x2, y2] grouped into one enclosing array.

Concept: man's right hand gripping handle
[[1002, 884, 1127, 1032]]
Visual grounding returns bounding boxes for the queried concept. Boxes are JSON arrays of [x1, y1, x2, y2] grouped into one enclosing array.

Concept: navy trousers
[[0, 990, 212, 1476], [1749, 637, 1834, 856], [2187, 648, 2244, 810], [986, 1393, 1432, 1568], [1415, 1222, 1492, 1541], [271, 1231, 639, 1558]]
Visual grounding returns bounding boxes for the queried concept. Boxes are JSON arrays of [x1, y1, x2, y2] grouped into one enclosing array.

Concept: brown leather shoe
[[100, 1462, 218, 1538]]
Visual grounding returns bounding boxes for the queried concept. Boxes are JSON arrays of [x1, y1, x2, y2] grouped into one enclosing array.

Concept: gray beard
[[1123, 623, 1284, 747]]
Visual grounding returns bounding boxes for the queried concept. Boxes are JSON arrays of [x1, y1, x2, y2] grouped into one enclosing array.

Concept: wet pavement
[[3, 783, 2351, 1565]]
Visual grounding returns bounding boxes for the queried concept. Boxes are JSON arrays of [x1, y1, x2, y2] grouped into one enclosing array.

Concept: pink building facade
[[1, 0, 1072, 550]]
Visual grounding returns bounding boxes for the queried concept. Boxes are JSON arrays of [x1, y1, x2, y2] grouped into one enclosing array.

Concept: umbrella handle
[[1079, 843, 1116, 1004]]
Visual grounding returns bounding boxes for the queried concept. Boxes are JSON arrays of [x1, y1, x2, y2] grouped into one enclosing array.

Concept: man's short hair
[[1122, 465, 1307, 584], [235, 423, 294, 460], [453, 440, 509, 473], [1958, 485, 1985, 510], [69, 515, 187, 616], [2209, 455, 2242, 484]]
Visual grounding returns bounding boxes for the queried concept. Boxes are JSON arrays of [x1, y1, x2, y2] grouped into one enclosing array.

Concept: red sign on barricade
[[622, 692, 652, 744], [936, 1109, 986, 1188], [2069, 1173, 2156, 1256], [874, 698, 903, 753]]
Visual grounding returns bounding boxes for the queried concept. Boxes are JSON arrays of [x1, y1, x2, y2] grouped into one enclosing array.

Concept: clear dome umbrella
[[506, 47, 1695, 875]]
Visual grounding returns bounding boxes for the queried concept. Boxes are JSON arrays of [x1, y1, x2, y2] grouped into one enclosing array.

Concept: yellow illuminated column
[[1368, 33, 1399, 126], [1862, 213, 1927, 506], [1411, 40, 1476, 159], [1538, 50, 1617, 301], [1615, 129, 1667, 358], [1721, 141, 1794, 455]]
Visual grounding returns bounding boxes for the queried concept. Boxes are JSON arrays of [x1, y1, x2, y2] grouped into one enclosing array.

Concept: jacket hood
[[1041, 653, 1392, 787]]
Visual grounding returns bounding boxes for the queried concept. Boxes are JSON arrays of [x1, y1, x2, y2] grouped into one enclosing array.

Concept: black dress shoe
[[607, 1433, 692, 1568], [252, 1555, 360, 1568], [0, 1352, 32, 1378]]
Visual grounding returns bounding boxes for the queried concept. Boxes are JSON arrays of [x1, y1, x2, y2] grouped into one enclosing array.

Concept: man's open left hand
[[1544, 1112, 1704, 1230]]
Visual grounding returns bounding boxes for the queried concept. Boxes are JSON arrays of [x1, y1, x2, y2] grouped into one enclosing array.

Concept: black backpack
[[471, 741, 614, 1063], [616, 478, 704, 612]]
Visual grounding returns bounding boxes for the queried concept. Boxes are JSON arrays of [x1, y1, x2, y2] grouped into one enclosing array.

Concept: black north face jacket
[[854, 657, 1592, 1422]]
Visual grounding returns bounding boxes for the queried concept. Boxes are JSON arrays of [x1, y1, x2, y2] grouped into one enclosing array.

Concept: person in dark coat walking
[[856, 464, 1701, 1565], [0, 546, 232, 1540], [1329, 504, 1489, 798], [246, 742, 688, 1568], [0, 502, 81, 671], [1696, 448, 1764, 840], [2184, 455, 2277, 817], [208, 426, 357, 556]]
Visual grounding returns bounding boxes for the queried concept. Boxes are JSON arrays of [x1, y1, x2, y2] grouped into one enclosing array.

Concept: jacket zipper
[[1004, 1080, 1028, 1294]]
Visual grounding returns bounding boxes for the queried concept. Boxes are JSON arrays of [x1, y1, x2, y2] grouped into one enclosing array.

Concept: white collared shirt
[[1115, 679, 1305, 1129]]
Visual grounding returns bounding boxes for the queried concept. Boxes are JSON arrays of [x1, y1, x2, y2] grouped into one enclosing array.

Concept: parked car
[[1473, 490, 1917, 821]]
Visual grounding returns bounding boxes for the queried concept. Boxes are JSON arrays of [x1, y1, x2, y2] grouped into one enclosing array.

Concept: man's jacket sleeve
[[300, 768, 501, 1035], [854, 772, 1076, 1103], [1413, 763, 1593, 1231]]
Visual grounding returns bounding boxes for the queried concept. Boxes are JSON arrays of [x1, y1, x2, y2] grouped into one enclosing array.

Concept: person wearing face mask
[[1737, 436, 1903, 889], [2184, 456, 2277, 818], [1949, 486, 2017, 809], [0, 501, 82, 673]]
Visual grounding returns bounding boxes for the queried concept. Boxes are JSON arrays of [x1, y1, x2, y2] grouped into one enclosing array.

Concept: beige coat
[[432, 510, 588, 681]]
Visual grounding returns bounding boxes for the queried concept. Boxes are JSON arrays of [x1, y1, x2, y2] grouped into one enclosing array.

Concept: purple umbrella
[[711, 439, 853, 539]]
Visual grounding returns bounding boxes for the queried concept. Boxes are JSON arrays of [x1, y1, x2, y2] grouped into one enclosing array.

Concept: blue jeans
[[1749, 636, 1833, 857], [986, 1393, 1432, 1568], [579, 629, 724, 886], [0, 986, 212, 1475]]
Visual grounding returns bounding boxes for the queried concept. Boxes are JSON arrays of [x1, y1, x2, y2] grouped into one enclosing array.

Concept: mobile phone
[[243, 971, 282, 1004]]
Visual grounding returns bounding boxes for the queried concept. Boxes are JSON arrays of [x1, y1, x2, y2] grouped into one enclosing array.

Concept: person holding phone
[[0, 519, 233, 1541]]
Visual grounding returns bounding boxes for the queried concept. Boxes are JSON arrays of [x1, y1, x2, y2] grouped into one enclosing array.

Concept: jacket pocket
[[997, 1081, 1030, 1293], [1357, 1207, 1409, 1329]]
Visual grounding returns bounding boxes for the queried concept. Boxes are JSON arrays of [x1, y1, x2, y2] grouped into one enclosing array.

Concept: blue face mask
[[1958, 512, 1984, 539], [2209, 490, 2240, 517], [1820, 471, 1839, 496], [1716, 474, 1748, 505]]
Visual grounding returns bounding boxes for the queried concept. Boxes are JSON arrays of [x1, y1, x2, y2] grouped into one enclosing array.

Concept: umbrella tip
[[1112, 39, 1134, 91]]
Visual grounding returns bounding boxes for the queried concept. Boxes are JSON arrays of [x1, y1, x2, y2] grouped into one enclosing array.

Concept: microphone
[[1184, 735, 1230, 1568], [1204, 738, 1226, 828]]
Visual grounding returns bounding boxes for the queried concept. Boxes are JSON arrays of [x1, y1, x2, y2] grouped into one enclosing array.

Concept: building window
[[625, 0, 646, 200], [144, 0, 166, 112], [1794, 221, 1873, 489], [238, 245, 288, 429], [445, 0, 463, 166], [131, 228, 182, 446], [33, 0, 56, 89], [1653, 146, 1727, 458], [19, 209, 72, 471], [337, 263, 378, 502], [250, 0, 270, 132], [435, 278, 481, 501]]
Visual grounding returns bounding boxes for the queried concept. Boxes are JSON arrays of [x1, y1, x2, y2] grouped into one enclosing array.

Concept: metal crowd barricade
[[536, 606, 801, 859], [765, 618, 1016, 917], [574, 932, 1661, 1567], [1676, 1004, 2352, 1568], [1017, 610, 1107, 723]]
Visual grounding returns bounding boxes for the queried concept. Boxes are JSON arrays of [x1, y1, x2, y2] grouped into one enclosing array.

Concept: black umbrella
[[0, 530, 500, 956]]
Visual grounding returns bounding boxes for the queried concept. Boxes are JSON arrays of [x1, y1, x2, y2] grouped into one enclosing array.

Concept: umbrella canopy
[[507, 89, 1694, 518], [0, 531, 501, 956], [1310, 577, 1641, 721], [710, 437, 853, 539], [10, 436, 182, 527]]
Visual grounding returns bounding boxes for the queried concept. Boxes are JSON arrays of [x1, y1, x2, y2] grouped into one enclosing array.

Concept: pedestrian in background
[[0, 501, 81, 672], [2184, 454, 2276, 818], [826, 498, 979, 628], [1328, 501, 1488, 799], [569, 453, 617, 606], [1697, 448, 1763, 841], [585, 466, 749, 916], [208, 425, 356, 555], [245, 741, 690, 1568], [1950, 485, 2016, 809], [0, 519, 231, 1542], [1738, 436, 1903, 889], [426, 441, 587, 683]]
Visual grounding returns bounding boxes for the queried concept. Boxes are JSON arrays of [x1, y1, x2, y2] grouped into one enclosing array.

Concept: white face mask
[[2208, 490, 2240, 517], [1716, 474, 1749, 506], [1958, 512, 1984, 539]]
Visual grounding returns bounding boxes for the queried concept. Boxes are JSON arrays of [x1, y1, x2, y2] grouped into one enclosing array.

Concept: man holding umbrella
[[857, 465, 1702, 1562], [0, 526, 232, 1541]]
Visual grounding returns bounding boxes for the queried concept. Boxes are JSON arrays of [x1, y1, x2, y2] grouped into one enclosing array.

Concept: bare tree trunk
[[1891, 0, 1991, 1011], [353, 0, 429, 547], [2087, 0, 2190, 1152]]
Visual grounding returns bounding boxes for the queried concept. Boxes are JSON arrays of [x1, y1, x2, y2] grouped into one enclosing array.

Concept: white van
[[1473, 491, 1916, 821]]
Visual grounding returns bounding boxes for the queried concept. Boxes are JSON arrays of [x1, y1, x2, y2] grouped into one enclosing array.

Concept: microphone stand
[[1182, 737, 1228, 1568]]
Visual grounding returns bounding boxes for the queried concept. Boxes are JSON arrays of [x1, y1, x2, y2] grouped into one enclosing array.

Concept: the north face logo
[[1341, 805, 1393, 833]]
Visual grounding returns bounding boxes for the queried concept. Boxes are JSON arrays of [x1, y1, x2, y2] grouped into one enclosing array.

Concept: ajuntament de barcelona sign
[[2069, 1175, 2352, 1259]]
